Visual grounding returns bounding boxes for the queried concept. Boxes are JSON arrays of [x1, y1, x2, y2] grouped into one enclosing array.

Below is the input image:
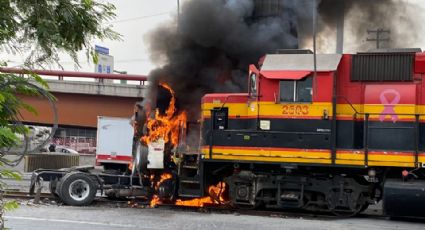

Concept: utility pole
[[312, 0, 317, 91], [177, 0, 180, 33], [366, 29, 390, 49], [335, 0, 345, 54]]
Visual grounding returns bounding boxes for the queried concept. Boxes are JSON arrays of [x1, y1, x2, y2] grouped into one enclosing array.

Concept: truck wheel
[[58, 172, 97, 206]]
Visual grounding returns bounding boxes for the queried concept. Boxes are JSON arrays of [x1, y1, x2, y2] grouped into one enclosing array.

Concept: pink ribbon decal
[[379, 89, 400, 122]]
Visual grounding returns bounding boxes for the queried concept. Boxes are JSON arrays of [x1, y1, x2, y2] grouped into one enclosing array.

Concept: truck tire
[[58, 172, 97, 206]]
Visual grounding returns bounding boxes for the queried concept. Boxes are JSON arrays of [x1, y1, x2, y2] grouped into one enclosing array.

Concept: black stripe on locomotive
[[202, 117, 422, 152]]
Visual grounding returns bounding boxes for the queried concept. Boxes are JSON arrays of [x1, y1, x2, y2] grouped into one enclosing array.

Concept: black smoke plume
[[146, 0, 298, 120], [145, 0, 421, 121]]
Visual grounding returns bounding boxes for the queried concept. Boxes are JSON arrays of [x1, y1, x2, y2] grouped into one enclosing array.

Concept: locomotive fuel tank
[[383, 179, 425, 218]]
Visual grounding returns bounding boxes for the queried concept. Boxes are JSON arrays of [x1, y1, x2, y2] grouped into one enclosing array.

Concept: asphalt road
[[5, 203, 425, 230]]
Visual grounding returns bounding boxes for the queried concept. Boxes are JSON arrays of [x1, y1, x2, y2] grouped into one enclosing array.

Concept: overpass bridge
[[1, 68, 149, 153]]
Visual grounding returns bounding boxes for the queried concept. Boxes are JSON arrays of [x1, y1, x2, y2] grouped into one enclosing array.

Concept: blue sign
[[95, 45, 109, 55]]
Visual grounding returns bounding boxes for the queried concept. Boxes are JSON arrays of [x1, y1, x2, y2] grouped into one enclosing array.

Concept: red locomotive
[[31, 49, 425, 218], [198, 49, 425, 216]]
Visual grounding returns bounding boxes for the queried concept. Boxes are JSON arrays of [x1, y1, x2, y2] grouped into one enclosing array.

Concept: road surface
[[5, 202, 425, 230]]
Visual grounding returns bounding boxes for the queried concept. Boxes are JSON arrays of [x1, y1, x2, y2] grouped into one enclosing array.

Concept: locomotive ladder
[[175, 120, 203, 198], [177, 152, 203, 198]]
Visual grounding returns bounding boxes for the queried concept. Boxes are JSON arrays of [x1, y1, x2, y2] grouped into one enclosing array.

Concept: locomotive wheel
[[330, 194, 365, 217], [57, 172, 97, 206]]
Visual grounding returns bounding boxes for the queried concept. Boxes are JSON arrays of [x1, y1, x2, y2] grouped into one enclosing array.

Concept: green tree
[[0, 0, 119, 228]]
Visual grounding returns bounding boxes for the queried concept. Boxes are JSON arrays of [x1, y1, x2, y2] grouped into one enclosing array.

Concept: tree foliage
[[0, 0, 120, 66], [0, 68, 58, 230], [0, 1, 119, 229]]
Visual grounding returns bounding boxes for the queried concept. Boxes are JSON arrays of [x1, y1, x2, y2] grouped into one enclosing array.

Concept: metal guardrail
[[0, 67, 148, 84]]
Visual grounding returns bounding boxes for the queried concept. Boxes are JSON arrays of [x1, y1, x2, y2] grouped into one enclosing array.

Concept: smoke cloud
[[306, 0, 423, 53], [145, 0, 298, 120], [145, 0, 423, 121]]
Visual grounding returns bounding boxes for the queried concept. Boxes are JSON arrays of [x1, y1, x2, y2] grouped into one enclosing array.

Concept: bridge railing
[[0, 67, 148, 85]]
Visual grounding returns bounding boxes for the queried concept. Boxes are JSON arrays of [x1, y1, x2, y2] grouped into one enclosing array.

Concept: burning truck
[[30, 80, 227, 209]]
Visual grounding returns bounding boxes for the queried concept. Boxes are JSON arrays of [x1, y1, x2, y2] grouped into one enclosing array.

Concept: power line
[[109, 12, 172, 24], [367, 29, 390, 49]]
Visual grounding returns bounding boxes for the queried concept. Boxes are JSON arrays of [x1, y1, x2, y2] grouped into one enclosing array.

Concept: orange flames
[[155, 172, 172, 189], [175, 182, 228, 207], [149, 172, 173, 208], [150, 179, 228, 208], [142, 83, 187, 147], [137, 83, 228, 209], [150, 195, 161, 207]]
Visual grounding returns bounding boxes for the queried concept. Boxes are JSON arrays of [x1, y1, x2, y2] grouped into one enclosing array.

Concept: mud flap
[[29, 172, 40, 195], [383, 179, 425, 218]]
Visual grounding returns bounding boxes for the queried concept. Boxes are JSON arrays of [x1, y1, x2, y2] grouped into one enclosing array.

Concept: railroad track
[[3, 190, 146, 206], [3, 190, 53, 200]]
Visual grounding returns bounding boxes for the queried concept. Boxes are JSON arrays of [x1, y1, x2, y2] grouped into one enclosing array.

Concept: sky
[[2, 0, 425, 76], [83, 0, 182, 75]]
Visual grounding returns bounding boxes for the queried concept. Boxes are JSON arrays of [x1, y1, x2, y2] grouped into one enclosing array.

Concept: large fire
[[175, 182, 228, 207], [137, 83, 228, 208], [142, 83, 187, 146], [149, 173, 173, 207], [149, 178, 228, 208]]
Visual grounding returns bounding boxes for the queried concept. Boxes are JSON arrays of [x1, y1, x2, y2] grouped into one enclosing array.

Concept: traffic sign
[[95, 45, 109, 55], [95, 53, 114, 74]]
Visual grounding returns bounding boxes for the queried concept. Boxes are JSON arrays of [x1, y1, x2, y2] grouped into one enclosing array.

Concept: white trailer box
[[96, 116, 133, 167]]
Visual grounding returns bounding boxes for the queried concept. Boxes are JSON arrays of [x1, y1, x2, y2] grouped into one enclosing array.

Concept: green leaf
[[0, 127, 19, 148], [30, 73, 49, 89], [92, 51, 99, 64], [0, 170, 22, 180], [21, 103, 38, 116], [4, 200, 19, 211], [83, 0, 93, 8]]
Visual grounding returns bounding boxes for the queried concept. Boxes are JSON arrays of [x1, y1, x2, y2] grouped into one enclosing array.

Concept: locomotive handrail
[[336, 95, 360, 116], [337, 95, 425, 117], [360, 112, 424, 116]]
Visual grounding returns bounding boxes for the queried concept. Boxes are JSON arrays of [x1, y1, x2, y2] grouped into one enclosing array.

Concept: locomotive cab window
[[249, 73, 257, 98], [279, 77, 312, 102]]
